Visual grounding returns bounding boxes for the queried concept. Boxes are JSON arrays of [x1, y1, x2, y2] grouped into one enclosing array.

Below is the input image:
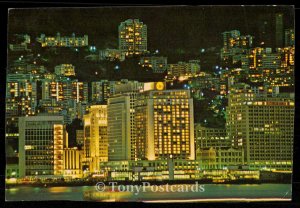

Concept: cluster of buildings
[[36, 32, 88, 48], [88, 19, 200, 77], [5, 78, 294, 180], [95, 19, 148, 62], [6, 15, 294, 182]]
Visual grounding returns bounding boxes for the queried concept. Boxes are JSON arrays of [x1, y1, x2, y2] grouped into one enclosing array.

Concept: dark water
[[5, 184, 292, 202]]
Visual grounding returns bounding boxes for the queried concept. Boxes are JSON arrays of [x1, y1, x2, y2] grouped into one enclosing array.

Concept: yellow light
[[156, 82, 165, 90]]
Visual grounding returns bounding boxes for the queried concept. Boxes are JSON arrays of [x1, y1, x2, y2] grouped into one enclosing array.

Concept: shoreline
[[6, 179, 291, 188]]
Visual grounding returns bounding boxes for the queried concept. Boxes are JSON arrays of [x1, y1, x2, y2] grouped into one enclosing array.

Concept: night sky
[[8, 6, 294, 54]]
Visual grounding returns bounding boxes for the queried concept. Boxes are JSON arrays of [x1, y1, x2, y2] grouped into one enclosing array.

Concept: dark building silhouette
[[275, 13, 284, 48]]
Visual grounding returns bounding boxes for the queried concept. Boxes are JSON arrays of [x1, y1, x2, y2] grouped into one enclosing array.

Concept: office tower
[[54, 64, 76, 77], [284, 29, 295, 47], [18, 115, 67, 177], [135, 89, 195, 160], [107, 91, 138, 161], [275, 13, 284, 48], [107, 95, 132, 161], [226, 83, 294, 170], [119, 19, 147, 56], [83, 105, 108, 173]]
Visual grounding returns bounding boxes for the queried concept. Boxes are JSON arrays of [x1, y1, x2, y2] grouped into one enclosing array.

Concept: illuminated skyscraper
[[18, 115, 67, 177], [135, 89, 195, 160], [226, 83, 294, 170], [107, 95, 131, 161], [83, 105, 108, 173], [119, 19, 147, 56], [107, 92, 138, 161]]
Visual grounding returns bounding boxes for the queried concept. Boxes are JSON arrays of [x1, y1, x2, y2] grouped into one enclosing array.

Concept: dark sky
[[8, 6, 294, 54]]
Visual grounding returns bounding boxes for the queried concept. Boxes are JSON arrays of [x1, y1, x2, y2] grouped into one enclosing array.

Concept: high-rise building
[[119, 19, 147, 56], [107, 95, 132, 161], [226, 83, 294, 170], [6, 74, 37, 128], [220, 30, 253, 65], [91, 80, 111, 103], [83, 105, 108, 173], [275, 13, 284, 48], [135, 89, 195, 160], [18, 115, 67, 177], [106, 82, 166, 162], [42, 78, 88, 103], [284, 29, 295, 47]]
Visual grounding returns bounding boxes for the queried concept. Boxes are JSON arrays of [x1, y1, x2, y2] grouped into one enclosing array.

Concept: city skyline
[[5, 6, 295, 202]]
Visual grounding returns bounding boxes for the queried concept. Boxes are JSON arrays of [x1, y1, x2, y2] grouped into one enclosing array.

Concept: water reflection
[[6, 188, 18, 194], [48, 187, 71, 193], [5, 184, 292, 202]]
